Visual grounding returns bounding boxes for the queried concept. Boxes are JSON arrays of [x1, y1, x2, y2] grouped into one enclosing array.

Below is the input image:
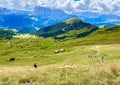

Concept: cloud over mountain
[[0, 0, 120, 15]]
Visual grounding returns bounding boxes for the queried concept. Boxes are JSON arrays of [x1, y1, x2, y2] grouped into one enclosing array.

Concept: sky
[[0, 0, 120, 15]]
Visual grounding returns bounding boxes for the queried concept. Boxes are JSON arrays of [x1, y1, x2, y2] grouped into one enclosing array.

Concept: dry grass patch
[[0, 63, 120, 85]]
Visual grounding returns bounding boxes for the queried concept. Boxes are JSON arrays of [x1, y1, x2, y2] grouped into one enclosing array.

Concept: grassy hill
[[65, 25, 120, 46], [34, 18, 98, 40], [0, 25, 120, 85]]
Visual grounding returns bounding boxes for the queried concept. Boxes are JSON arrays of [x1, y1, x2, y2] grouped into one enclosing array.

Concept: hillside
[[0, 25, 120, 66], [34, 18, 98, 39], [0, 25, 120, 85], [65, 25, 120, 46]]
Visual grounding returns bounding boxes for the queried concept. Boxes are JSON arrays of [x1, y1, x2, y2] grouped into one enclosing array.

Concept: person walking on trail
[[33, 63, 37, 69], [101, 56, 104, 63]]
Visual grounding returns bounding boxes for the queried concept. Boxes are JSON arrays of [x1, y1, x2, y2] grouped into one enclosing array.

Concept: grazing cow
[[88, 55, 90, 58], [54, 50, 59, 53], [25, 51, 30, 54], [7, 42, 12, 44], [88, 55, 92, 58], [33, 56, 37, 58], [94, 55, 97, 58], [9, 58, 15, 61], [33, 63, 37, 68], [60, 49, 65, 52], [7, 42, 11, 45]]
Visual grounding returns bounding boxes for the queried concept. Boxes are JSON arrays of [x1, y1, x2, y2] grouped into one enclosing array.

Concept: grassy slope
[[0, 26, 120, 85], [65, 26, 120, 46], [35, 18, 98, 39]]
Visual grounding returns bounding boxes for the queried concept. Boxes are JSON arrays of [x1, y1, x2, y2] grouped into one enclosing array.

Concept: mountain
[[0, 7, 36, 33], [84, 15, 120, 26], [0, 14, 34, 28], [0, 7, 76, 33], [0, 6, 120, 34], [32, 6, 77, 28], [76, 12, 120, 26], [34, 18, 98, 40], [34, 6, 69, 19], [0, 7, 12, 14]]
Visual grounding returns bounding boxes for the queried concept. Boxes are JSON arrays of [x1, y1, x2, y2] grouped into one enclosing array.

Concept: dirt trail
[[0, 61, 120, 72], [0, 65, 79, 72]]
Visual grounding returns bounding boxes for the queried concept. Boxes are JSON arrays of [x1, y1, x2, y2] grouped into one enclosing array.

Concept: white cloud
[[0, 0, 120, 15]]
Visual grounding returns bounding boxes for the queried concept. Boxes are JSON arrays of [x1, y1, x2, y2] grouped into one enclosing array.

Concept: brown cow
[[9, 58, 15, 61]]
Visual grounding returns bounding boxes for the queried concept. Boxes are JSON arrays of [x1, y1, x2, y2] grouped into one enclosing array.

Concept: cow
[[9, 58, 15, 61], [60, 49, 65, 52], [54, 50, 59, 53]]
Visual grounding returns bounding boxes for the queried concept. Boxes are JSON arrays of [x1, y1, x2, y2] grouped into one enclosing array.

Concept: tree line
[[0, 29, 15, 40]]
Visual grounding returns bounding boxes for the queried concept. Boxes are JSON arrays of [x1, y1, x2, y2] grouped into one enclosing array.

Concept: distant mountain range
[[0, 7, 76, 33], [0, 6, 120, 33]]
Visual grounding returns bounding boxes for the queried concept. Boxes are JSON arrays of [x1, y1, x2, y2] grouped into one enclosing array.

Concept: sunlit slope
[[66, 25, 120, 46], [0, 25, 120, 66]]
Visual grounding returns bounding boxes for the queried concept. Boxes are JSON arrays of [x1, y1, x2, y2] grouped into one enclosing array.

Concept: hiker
[[33, 63, 37, 68], [101, 56, 104, 63]]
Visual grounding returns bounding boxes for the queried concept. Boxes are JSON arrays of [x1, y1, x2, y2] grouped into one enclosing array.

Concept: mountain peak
[[64, 18, 85, 24], [35, 18, 98, 39]]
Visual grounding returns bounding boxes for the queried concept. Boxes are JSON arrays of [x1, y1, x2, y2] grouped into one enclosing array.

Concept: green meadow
[[0, 27, 120, 85]]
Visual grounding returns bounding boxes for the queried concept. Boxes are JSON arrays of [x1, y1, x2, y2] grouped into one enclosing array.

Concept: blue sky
[[0, 0, 120, 15]]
